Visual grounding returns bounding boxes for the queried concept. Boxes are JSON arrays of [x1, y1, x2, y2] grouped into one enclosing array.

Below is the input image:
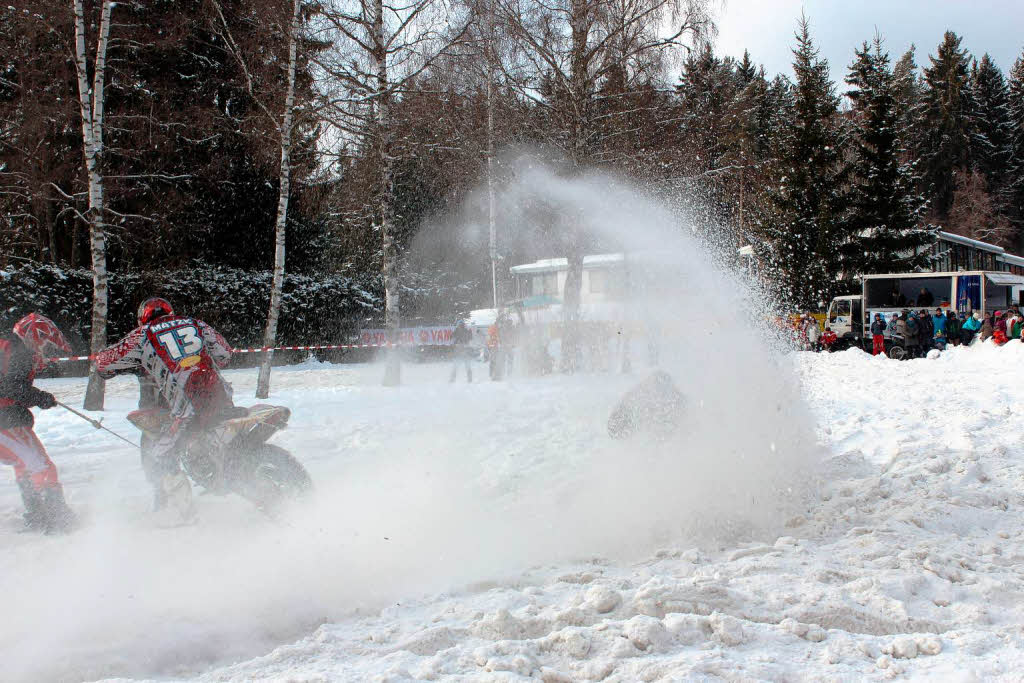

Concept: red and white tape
[[50, 342, 396, 363]]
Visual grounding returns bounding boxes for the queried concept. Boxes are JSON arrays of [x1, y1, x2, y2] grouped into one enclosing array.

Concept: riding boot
[[40, 485, 77, 534], [17, 477, 46, 531], [160, 471, 196, 523]]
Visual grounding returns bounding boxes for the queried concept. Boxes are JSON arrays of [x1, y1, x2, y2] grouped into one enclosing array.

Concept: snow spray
[[0, 156, 817, 682]]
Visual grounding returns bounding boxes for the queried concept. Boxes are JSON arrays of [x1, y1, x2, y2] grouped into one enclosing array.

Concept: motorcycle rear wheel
[[238, 445, 312, 516]]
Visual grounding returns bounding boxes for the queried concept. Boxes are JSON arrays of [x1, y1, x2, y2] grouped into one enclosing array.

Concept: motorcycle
[[127, 404, 312, 516]]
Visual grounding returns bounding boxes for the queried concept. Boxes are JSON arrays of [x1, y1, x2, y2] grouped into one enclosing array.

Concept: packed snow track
[[2, 345, 1024, 681]]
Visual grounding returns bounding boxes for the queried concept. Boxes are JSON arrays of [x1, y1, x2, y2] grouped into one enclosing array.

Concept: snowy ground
[[3, 343, 1024, 682]]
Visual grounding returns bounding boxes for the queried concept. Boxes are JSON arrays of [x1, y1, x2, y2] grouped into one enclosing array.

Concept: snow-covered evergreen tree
[[969, 54, 1014, 205], [916, 31, 973, 218], [755, 16, 847, 311], [842, 38, 935, 275], [1006, 52, 1024, 235]]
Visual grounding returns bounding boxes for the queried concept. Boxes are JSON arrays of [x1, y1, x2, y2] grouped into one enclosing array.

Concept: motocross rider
[[0, 313, 77, 533], [94, 298, 234, 521]]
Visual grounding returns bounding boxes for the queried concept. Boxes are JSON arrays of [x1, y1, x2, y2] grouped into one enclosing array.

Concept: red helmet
[[138, 297, 174, 326], [13, 313, 72, 366]]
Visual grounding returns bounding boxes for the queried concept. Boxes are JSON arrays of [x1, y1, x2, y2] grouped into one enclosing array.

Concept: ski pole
[[57, 401, 140, 449]]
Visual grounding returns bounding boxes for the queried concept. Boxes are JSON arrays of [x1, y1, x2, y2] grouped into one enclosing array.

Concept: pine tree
[[755, 16, 847, 310], [843, 37, 934, 275], [917, 31, 972, 218], [969, 54, 1014, 201], [892, 46, 921, 140], [1005, 51, 1024, 235]]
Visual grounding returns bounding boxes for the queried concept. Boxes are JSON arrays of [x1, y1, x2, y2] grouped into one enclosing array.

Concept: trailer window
[[830, 299, 851, 321]]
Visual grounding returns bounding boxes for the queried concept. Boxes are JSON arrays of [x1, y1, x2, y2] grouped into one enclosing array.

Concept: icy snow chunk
[[472, 609, 523, 640], [779, 617, 826, 642], [916, 636, 942, 656], [663, 613, 713, 645], [584, 585, 621, 614], [886, 637, 918, 659], [392, 626, 459, 656], [623, 615, 671, 652], [550, 628, 591, 659], [708, 612, 747, 646]]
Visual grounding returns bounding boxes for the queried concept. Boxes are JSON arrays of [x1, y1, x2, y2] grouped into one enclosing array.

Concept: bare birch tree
[[209, 0, 309, 398], [256, 0, 304, 399], [74, 0, 114, 410], [496, 0, 713, 371], [313, 0, 472, 386]]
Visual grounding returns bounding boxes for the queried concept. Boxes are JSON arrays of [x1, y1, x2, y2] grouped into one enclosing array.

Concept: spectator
[[821, 326, 838, 352], [1012, 314, 1024, 341], [945, 310, 961, 347], [962, 311, 982, 345], [903, 310, 920, 358], [918, 310, 934, 352], [806, 316, 821, 351], [931, 308, 947, 350], [980, 314, 994, 342], [917, 287, 934, 307], [870, 313, 887, 356], [449, 319, 473, 383], [894, 313, 910, 359], [487, 319, 503, 380], [993, 311, 1009, 345]]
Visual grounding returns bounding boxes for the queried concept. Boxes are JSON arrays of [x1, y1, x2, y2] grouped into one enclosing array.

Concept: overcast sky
[[713, 0, 1024, 92]]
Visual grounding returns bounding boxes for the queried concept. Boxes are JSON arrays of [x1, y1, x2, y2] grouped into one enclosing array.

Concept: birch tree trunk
[[373, 0, 401, 387], [77, 0, 114, 411], [559, 0, 590, 374], [485, 0, 499, 309], [256, 0, 302, 399]]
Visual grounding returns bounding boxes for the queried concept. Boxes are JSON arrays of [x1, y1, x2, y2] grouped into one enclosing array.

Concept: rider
[[0, 313, 77, 532], [94, 298, 233, 521]]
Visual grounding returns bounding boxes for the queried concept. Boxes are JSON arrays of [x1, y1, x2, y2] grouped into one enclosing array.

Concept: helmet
[[138, 297, 174, 326], [13, 313, 72, 366]]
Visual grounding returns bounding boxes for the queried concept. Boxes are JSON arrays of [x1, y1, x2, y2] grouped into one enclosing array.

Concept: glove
[[36, 392, 57, 409]]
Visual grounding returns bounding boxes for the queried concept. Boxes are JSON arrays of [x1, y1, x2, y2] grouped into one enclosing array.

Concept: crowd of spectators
[[794, 307, 1024, 358]]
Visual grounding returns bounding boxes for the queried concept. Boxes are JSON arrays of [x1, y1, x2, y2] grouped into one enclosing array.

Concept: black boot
[[17, 478, 46, 532], [40, 485, 77, 534]]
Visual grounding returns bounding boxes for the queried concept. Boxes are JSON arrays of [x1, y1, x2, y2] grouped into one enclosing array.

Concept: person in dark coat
[[450, 319, 473, 383], [945, 310, 961, 346], [917, 310, 934, 352], [904, 311, 920, 357], [917, 287, 934, 307], [894, 313, 911, 359]]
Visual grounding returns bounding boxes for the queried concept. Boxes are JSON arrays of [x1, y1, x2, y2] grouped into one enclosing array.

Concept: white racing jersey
[[96, 316, 232, 419]]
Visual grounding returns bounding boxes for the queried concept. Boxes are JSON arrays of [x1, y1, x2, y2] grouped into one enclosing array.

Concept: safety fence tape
[[49, 342, 399, 363]]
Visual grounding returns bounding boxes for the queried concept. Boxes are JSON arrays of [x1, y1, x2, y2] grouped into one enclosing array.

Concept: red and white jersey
[[95, 316, 232, 419]]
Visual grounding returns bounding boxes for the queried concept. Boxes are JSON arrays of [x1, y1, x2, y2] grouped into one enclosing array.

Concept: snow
[[2, 341, 1024, 681]]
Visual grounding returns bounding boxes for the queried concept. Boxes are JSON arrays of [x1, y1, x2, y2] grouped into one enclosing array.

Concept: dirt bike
[[127, 404, 312, 516]]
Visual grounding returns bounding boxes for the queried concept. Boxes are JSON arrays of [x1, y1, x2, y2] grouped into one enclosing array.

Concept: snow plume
[[0, 159, 816, 682]]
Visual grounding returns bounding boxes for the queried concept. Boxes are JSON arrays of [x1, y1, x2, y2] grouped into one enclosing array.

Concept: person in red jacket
[[94, 298, 233, 521], [0, 313, 77, 532], [820, 326, 838, 352]]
